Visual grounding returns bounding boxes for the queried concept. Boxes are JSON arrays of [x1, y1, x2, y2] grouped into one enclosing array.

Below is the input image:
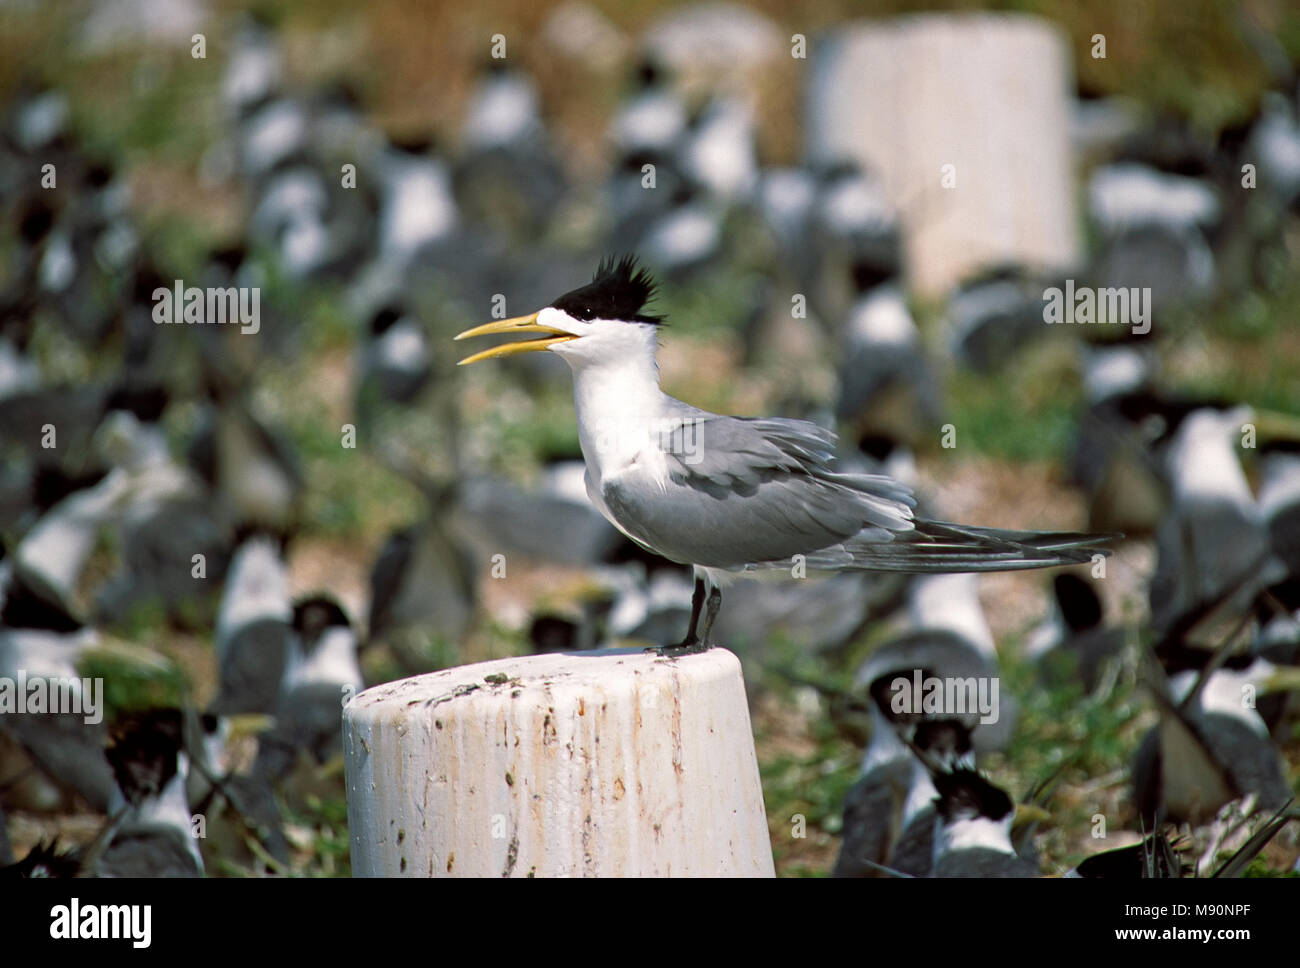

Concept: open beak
[[454, 312, 578, 365]]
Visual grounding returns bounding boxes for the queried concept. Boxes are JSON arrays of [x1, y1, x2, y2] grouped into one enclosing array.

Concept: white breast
[[284, 627, 361, 691], [934, 814, 1015, 860], [216, 538, 290, 651], [908, 573, 996, 658], [1167, 410, 1255, 507]]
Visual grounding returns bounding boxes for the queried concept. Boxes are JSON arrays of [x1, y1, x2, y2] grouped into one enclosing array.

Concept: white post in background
[[806, 13, 1082, 298], [343, 648, 775, 877]]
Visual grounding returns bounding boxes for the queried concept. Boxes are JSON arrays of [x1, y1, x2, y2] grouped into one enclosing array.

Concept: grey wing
[[933, 847, 1040, 878], [889, 808, 936, 876], [0, 712, 117, 812], [601, 406, 1114, 572], [600, 409, 917, 569], [833, 761, 910, 878], [214, 619, 290, 714], [1202, 715, 1291, 810], [97, 829, 202, 878]]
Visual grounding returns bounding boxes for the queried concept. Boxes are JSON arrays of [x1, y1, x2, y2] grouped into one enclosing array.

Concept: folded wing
[[602, 407, 1115, 571]]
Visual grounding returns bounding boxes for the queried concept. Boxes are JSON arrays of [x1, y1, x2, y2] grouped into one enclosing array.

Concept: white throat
[[1258, 452, 1300, 520], [563, 331, 667, 480], [859, 705, 908, 773], [135, 756, 194, 832], [934, 813, 1015, 859], [285, 626, 362, 691], [216, 538, 290, 652], [902, 762, 938, 827], [1167, 411, 1255, 508], [1169, 662, 1272, 737]]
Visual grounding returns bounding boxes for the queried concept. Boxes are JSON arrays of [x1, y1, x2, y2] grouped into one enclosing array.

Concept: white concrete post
[[343, 648, 775, 877], [806, 13, 1082, 297]]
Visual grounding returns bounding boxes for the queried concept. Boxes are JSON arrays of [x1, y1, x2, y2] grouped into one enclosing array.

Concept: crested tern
[[929, 768, 1042, 878], [456, 256, 1116, 651]]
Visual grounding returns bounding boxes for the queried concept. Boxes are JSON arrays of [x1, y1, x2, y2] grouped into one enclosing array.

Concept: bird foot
[[653, 638, 712, 657]]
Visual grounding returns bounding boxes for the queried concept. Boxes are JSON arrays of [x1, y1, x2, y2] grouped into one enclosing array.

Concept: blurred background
[[1, 0, 1299, 877]]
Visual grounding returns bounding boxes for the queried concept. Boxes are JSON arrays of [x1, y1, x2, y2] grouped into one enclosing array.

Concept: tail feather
[[799, 520, 1119, 574]]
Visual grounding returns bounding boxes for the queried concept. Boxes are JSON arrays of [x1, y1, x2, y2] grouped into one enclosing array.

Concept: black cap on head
[[530, 614, 580, 653], [210, 243, 248, 275], [932, 769, 1015, 824], [1258, 437, 1300, 458], [1054, 573, 1103, 632], [867, 666, 934, 725], [292, 594, 351, 641], [388, 131, 438, 156], [106, 708, 186, 806], [620, 149, 666, 174], [550, 255, 663, 324], [84, 161, 114, 189], [4, 840, 81, 878], [105, 383, 169, 423], [913, 718, 973, 761], [31, 464, 109, 514], [0, 567, 83, 632], [634, 56, 667, 89], [1113, 390, 1237, 448], [856, 433, 899, 463], [18, 200, 55, 244], [850, 257, 898, 294], [369, 305, 404, 336]]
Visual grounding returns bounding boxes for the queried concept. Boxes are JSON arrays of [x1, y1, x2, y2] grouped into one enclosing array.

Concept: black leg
[[684, 576, 705, 642], [656, 577, 715, 656], [697, 587, 722, 645]]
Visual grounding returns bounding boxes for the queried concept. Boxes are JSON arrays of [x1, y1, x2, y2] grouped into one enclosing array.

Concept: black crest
[[932, 769, 1014, 824], [551, 255, 663, 324], [292, 594, 352, 643], [868, 666, 935, 725], [2, 839, 82, 878], [106, 708, 186, 807], [1054, 572, 1103, 632], [913, 718, 974, 761]]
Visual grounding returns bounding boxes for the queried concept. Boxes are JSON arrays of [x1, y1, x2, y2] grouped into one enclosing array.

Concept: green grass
[[78, 650, 193, 723], [945, 345, 1083, 461], [289, 792, 353, 878]]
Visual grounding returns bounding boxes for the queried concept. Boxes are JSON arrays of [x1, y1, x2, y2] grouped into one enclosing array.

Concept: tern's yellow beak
[[225, 713, 276, 739], [454, 312, 578, 365], [1013, 803, 1051, 830], [1253, 408, 1300, 445], [1261, 665, 1300, 695]]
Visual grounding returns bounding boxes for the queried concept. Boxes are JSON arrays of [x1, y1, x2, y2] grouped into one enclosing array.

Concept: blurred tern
[[456, 257, 1116, 651]]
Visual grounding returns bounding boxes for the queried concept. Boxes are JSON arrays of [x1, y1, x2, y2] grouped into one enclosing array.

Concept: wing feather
[[602, 406, 1115, 571]]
